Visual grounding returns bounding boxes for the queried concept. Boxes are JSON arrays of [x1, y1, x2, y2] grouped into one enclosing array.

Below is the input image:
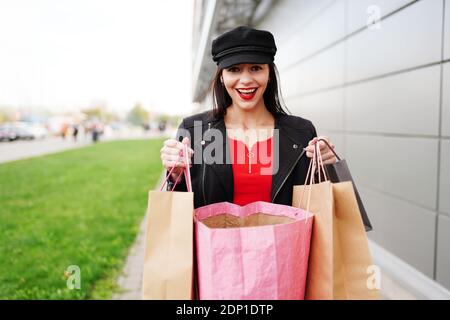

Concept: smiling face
[[221, 63, 269, 111]]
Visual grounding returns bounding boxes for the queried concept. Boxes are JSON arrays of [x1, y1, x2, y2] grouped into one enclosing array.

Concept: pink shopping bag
[[194, 201, 313, 300]]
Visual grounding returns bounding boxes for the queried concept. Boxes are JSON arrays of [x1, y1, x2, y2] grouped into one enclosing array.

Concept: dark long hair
[[211, 63, 290, 119]]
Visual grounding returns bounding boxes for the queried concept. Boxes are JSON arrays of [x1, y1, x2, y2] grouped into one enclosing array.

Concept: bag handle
[[317, 138, 341, 161], [315, 140, 329, 183], [182, 144, 193, 192], [296, 143, 317, 220], [296, 140, 330, 215], [159, 144, 192, 192]]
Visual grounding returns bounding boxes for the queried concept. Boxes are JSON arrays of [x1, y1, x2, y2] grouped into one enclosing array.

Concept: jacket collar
[[203, 113, 306, 203]]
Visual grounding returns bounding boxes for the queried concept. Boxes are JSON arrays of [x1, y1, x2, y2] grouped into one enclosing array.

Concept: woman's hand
[[305, 136, 337, 165], [160, 137, 194, 181]]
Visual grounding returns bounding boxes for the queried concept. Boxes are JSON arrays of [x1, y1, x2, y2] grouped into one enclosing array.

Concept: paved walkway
[[112, 172, 166, 300], [112, 215, 147, 300], [0, 137, 91, 163], [0, 130, 165, 164]]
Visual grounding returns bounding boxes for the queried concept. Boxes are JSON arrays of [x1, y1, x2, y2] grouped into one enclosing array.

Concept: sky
[[0, 0, 195, 116]]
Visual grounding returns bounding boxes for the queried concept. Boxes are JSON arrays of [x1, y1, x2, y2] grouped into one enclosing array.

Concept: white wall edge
[[368, 239, 450, 300]]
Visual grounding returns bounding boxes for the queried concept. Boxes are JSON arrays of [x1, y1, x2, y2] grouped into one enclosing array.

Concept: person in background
[[72, 124, 79, 142]]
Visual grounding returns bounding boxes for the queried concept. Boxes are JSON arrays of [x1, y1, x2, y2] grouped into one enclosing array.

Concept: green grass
[[0, 139, 164, 299]]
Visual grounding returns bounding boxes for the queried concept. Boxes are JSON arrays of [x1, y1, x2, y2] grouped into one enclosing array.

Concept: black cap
[[211, 26, 277, 69]]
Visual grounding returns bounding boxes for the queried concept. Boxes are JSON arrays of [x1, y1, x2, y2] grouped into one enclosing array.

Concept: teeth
[[237, 88, 257, 94]]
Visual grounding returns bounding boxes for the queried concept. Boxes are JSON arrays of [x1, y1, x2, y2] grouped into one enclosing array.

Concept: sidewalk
[[0, 137, 91, 164], [0, 131, 165, 164], [112, 216, 147, 300], [112, 171, 166, 300]]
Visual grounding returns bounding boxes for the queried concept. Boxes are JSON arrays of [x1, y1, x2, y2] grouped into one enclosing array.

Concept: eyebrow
[[229, 64, 263, 68]]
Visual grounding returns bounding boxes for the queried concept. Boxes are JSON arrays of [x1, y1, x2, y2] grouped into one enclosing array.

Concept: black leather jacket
[[168, 110, 317, 209]]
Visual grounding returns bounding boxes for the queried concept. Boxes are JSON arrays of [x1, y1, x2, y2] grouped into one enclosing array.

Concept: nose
[[239, 70, 254, 86]]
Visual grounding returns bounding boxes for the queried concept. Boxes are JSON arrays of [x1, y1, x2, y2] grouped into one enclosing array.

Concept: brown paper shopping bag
[[142, 145, 195, 300], [292, 143, 379, 300], [318, 138, 373, 231]]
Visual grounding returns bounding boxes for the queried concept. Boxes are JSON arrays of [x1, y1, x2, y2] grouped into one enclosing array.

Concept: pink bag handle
[[315, 140, 328, 183], [296, 140, 329, 217], [159, 144, 192, 192], [182, 144, 192, 192], [296, 144, 316, 222]]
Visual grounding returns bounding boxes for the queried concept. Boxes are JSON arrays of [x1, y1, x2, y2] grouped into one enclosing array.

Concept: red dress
[[228, 135, 273, 206]]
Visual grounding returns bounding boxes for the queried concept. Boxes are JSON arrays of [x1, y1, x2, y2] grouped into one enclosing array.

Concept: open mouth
[[236, 88, 258, 100]]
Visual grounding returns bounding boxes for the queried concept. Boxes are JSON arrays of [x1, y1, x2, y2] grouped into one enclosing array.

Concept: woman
[[160, 26, 337, 209]]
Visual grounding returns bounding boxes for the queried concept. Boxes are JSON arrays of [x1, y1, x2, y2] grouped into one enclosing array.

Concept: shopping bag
[[194, 201, 313, 300], [318, 138, 373, 231], [142, 145, 195, 299], [292, 143, 380, 300]]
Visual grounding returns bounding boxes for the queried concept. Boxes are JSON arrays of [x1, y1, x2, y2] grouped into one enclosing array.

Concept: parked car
[[26, 124, 48, 139], [9, 122, 48, 140], [0, 125, 18, 141], [8, 123, 34, 140]]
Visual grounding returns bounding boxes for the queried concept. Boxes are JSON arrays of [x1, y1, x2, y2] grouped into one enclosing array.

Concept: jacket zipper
[[271, 149, 306, 202]]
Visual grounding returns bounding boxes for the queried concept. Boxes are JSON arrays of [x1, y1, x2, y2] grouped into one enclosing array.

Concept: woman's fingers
[[163, 139, 194, 154], [321, 151, 337, 164], [305, 141, 328, 157], [162, 159, 191, 170], [322, 158, 336, 165], [305, 136, 336, 163], [161, 153, 185, 162], [162, 153, 192, 165], [161, 139, 194, 168], [162, 160, 183, 169], [161, 138, 194, 171], [160, 146, 179, 156]]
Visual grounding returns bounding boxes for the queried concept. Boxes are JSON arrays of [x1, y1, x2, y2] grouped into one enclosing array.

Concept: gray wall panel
[[439, 139, 450, 215], [436, 214, 450, 289], [362, 186, 436, 278], [254, 0, 448, 289], [263, 0, 334, 46], [443, 63, 450, 137], [345, 65, 441, 135], [445, 0, 450, 60], [345, 135, 438, 209], [347, 0, 443, 82], [280, 42, 345, 97], [287, 88, 344, 132], [276, 0, 345, 70], [346, 0, 415, 34]]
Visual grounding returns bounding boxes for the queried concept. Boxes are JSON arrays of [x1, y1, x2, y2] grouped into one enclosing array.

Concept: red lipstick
[[236, 87, 258, 100]]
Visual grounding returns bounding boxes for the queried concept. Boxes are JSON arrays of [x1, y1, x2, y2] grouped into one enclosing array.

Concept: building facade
[[192, 0, 450, 298]]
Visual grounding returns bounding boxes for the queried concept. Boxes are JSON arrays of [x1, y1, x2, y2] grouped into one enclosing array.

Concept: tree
[[82, 102, 118, 123], [82, 106, 103, 120], [0, 108, 11, 123], [127, 103, 149, 127]]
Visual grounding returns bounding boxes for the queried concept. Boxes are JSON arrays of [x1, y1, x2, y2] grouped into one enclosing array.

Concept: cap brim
[[218, 53, 273, 69]]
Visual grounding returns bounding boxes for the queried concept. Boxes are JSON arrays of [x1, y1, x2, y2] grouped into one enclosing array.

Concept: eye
[[251, 65, 263, 71], [227, 67, 239, 72]]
